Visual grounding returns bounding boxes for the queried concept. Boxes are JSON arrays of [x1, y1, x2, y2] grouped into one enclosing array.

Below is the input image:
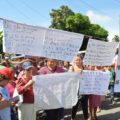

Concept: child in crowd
[[104, 66, 115, 104]]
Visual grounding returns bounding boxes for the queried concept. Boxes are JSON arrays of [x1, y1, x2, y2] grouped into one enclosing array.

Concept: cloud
[[86, 10, 111, 24], [108, 29, 119, 41]]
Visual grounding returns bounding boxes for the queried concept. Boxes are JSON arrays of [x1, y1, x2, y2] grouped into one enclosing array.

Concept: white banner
[[33, 72, 80, 110], [83, 39, 118, 66], [79, 70, 110, 95], [114, 71, 120, 92], [3, 19, 84, 62]]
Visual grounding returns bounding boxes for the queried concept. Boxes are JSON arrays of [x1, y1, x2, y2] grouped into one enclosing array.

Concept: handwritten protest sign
[[83, 39, 118, 66], [79, 70, 110, 95], [3, 20, 45, 56], [3, 19, 84, 62], [115, 85, 120, 93], [43, 29, 83, 61], [33, 72, 80, 110]]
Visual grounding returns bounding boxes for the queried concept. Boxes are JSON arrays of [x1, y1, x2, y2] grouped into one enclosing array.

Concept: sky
[[0, 0, 120, 41]]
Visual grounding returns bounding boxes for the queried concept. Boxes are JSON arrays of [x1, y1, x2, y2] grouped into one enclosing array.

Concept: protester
[[63, 61, 71, 72], [31, 61, 38, 76], [0, 68, 17, 120], [69, 54, 89, 120], [38, 58, 64, 120], [105, 66, 115, 104], [89, 66, 102, 120], [4, 68, 18, 120], [16, 61, 35, 120], [0, 57, 15, 69], [112, 48, 118, 72], [38, 60, 46, 70], [14, 55, 25, 77]]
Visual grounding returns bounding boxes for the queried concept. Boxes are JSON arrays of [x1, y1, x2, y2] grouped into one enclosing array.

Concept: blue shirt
[[0, 86, 11, 120]]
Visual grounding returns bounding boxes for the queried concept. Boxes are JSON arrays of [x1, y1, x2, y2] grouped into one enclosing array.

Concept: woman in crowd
[[69, 54, 89, 120], [16, 61, 35, 120], [89, 66, 102, 120]]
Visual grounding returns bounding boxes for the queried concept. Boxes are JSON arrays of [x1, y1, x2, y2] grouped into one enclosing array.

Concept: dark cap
[[22, 61, 33, 70]]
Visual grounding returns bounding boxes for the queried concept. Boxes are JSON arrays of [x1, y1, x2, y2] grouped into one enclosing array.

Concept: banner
[[33, 72, 80, 110], [83, 39, 118, 66], [3, 19, 84, 62], [79, 70, 110, 95], [114, 74, 120, 92]]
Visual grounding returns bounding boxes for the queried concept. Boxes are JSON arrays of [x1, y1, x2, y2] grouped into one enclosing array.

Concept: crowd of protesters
[[0, 51, 118, 120]]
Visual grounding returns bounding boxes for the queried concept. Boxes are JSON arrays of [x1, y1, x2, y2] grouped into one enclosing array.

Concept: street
[[64, 97, 120, 120]]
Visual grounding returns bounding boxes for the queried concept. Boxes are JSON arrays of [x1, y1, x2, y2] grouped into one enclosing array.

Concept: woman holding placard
[[69, 54, 89, 120], [88, 66, 102, 120]]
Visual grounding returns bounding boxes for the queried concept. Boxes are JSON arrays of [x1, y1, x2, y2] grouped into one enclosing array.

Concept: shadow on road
[[64, 98, 120, 120]]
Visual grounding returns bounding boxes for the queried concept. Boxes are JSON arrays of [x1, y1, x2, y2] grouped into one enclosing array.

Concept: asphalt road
[[64, 97, 120, 120]]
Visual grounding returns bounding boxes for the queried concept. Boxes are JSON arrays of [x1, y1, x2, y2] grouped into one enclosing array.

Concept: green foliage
[[66, 13, 90, 33], [50, 5, 108, 41], [87, 24, 108, 41], [50, 5, 74, 30], [0, 31, 3, 53], [112, 35, 120, 42]]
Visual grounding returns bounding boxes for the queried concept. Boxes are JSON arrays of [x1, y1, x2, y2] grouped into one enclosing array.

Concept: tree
[[0, 31, 3, 53], [50, 5, 108, 41], [66, 13, 90, 33], [87, 24, 108, 41], [50, 5, 74, 30], [112, 35, 120, 42]]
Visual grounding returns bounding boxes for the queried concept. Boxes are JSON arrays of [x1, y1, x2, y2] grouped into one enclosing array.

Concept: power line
[[19, 0, 49, 20], [4, 0, 34, 22], [79, 0, 108, 15]]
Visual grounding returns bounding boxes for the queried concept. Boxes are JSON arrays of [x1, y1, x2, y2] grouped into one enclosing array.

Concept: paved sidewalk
[[64, 98, 120, 120]]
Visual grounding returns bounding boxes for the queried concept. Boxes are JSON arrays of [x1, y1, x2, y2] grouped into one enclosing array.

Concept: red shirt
[[38, 66, 64, 75], [16, 77, 34, 103], [6, 82, 16, 98]]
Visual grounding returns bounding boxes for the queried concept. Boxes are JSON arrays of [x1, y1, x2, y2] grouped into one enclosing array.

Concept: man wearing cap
[[16, 61, 35, 120], [0, 68, 15, 120]]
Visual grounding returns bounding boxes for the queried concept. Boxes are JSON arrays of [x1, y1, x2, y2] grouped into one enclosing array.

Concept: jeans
[[58, 108, 64, 119], [11, 107, 18, 120], [45, 108, 60, 120], [109, 85, 114, 101]]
